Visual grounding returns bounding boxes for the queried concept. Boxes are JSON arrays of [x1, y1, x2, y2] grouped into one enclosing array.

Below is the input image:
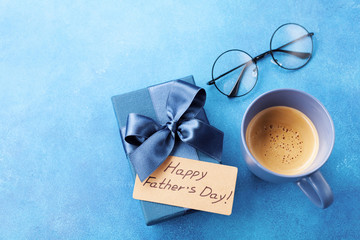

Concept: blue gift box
[[111, 76, 220, 225]]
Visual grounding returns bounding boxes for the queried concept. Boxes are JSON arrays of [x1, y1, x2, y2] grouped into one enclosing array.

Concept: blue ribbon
[[125, 80, 224, 182]]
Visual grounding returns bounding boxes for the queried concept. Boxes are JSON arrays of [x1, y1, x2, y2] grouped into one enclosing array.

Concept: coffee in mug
[[246, 106, 319, 175]]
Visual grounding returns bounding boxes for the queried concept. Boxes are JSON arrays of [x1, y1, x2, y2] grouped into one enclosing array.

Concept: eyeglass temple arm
[[207, 32, 314, 85], [207, 62, 247, 85], [274, 32, 314, 51], [253, 49, 311, 62], [272, 49, 311, 59], [254, 32, 314, 62], [228, 62, 249, 97]]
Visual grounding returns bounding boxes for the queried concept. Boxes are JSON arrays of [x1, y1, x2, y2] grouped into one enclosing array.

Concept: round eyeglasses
[[207, 23, 314, 98]]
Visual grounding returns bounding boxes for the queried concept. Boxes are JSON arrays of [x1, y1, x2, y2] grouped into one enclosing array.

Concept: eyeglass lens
[[212, 50, 258, 97], [270, 23, 313, 70]]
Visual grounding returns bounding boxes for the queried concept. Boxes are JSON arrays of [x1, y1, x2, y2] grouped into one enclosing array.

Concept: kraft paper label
[[133, 156, 238, 215]]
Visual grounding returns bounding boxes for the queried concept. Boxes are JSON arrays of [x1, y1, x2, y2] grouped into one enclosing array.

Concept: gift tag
[[133, 156, 238, 215]]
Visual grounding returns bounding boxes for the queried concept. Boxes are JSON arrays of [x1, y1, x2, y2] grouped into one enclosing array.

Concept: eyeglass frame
[[207, 23, 315, 98]]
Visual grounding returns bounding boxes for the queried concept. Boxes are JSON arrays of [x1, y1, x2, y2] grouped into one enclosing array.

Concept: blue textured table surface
[[1, 1, 359, 239]]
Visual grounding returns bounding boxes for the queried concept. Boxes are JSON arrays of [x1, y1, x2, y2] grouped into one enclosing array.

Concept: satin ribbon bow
[[125, 80, 223, 182]]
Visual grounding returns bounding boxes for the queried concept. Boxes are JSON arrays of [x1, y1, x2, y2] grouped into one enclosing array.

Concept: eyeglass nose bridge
[[252, 51, 272, 64]]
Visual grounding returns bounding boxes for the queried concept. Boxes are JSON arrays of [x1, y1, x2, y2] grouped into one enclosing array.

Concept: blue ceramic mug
[[241, 89, 334, 208]]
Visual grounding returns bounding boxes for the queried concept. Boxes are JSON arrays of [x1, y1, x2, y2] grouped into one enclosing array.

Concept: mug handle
[[296, 170, 333, 209]]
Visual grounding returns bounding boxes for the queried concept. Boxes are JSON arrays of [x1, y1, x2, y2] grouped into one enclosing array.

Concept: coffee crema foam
[[246, 106, 319, 175]]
